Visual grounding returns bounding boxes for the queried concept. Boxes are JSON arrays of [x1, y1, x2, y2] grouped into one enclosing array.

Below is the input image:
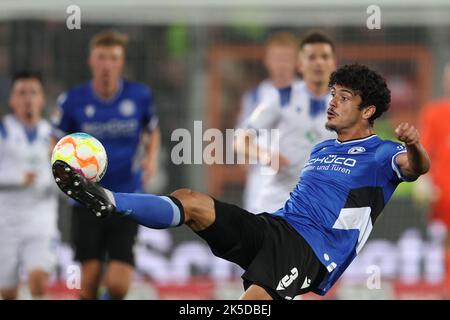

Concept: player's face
[[9, 79, 45, 123], [264, 45, 298, 85], [326, 85, 364, 132], [89, 45, 125, 84], [298, 43, 336, 86]]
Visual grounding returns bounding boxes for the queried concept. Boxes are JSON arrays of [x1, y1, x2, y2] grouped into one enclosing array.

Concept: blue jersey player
[[53, 64, 430, 300], [51, 31, 160, 300]]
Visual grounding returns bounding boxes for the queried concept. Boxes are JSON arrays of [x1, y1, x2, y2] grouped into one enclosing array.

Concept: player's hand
[[395, 122, 420, 146], [259, 150, 290, 171], [23, 172, 36, 187]]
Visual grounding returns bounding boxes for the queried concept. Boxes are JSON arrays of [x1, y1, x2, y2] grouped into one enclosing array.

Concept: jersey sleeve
[[245, 87, 281, 130], [376, 141, 411, 182], [141, 87, 158, 132], [51, 92, 75, 139]]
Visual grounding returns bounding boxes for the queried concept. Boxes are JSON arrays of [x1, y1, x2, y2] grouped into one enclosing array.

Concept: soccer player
[[0, 72, 58, 299], [235, 31, 336, 213], [235, 31, 301, 212], [53, 64, 430, 300], [51, 30, 160, 300]]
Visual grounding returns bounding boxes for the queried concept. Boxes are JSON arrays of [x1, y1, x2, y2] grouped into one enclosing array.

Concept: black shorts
[[195, 199, 327, 300], [71, 205, 138, 266]]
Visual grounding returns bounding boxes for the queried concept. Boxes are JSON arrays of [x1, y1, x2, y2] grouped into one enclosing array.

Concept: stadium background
[[0, 0, 449, 299]]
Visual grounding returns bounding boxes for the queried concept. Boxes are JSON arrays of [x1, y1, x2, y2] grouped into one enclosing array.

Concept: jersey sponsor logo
[[277, 267, 298, 291], [81, 119, 138, 138], [119, 100, 136, 117], [305, 154, 357, 167], [396, 144, 405, 151], [84, 104, 95, 118], [348, 146, 366, 154]]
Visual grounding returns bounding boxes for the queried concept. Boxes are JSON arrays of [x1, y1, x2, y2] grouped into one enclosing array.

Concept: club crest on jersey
[[119, 100, 136, 117], [348, 146, 366, 154], [84, 104, 95, 118]]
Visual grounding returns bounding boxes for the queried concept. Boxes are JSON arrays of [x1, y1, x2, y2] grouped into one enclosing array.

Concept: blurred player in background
[[235, 31, 336, 213], [52, 30, 160, 299], [0, 72, 58, 299], [235, 31, 301, 212], [417, 61, 450, 296], [53, 64, 430, 300]]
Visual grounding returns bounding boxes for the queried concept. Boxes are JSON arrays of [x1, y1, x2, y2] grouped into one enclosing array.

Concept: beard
[[325, 122, 337, 132]]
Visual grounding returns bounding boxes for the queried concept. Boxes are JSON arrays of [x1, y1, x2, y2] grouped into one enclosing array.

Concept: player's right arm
[[394, 122, 431, 181], [0, 123, 35, 189], [234, 89, 289, 168]]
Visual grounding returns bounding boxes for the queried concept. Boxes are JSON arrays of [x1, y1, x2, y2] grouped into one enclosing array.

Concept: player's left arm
[[141, 127, 161, 185], [394, 122, 431, 181]]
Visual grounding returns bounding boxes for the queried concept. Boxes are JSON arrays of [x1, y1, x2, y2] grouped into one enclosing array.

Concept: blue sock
[[112, 193, 184, 229]]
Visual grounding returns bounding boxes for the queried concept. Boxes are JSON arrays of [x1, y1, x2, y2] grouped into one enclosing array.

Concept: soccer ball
[[51, 132, 108, 182]]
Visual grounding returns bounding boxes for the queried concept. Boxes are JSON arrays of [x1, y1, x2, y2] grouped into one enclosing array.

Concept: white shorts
[[0, 232, 57, 289]]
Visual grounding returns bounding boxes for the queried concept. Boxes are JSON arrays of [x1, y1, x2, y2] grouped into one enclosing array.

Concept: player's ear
[[362, 105, 376, 121]]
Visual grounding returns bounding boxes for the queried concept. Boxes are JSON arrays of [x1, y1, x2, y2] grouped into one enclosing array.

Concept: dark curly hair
[[328, 64, 391, 125]]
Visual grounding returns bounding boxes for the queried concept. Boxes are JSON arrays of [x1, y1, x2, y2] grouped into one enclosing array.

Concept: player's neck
[[336, 126, 374, 142], [305, 81, 328, 97], [92, 79, 120, 100], [14, 114, 39, 128], [271, 77, 295, 88]]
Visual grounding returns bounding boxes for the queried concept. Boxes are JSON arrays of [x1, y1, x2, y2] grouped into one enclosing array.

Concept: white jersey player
[[0, 72, 58, 300], [236, 31, 337, 213], [238, 79, 302, 212], [235, 32, 301, 212]]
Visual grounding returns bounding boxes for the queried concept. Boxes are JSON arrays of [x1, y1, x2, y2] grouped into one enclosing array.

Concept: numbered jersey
[[272, 135, 409, 295]]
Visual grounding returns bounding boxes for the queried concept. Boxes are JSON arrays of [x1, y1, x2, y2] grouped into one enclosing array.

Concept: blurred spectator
[[0, 72, 59, 299], [51, 30, 161, 300]]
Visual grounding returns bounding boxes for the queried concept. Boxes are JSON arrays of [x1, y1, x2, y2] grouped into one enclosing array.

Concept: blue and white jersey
[[0, 115, 58, 235], [272, 135, 409, 295], [246, 81, 335, 213], [52, 80, 158, 192], [238, 80, 302, 212]]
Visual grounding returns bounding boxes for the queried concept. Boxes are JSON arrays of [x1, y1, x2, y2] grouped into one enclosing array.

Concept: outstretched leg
[[52, 160, 273, 299], [53, 160, 218, 232]]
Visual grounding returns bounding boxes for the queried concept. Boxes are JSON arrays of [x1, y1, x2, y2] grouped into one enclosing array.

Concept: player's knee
[[28, 270, 48, 298], [29, 282, 46, 298], [170, 188, 203, 219], [105, 279, 129, 299], [0, 288, 18, 300]]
